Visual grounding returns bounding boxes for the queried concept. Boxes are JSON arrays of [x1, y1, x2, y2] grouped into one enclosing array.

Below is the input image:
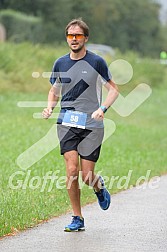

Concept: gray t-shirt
[[50, 50, 111, 128]]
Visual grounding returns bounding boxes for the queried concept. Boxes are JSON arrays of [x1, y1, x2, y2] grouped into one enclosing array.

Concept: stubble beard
[[70, 43, 84, 53]]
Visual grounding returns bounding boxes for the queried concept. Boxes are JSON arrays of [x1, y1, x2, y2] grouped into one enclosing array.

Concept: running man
[[42, 18, 118, 232]]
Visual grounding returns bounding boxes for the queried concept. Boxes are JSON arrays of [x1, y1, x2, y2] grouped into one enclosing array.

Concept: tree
[[0, 0, 165, 56], [89, 0, 162, 56], [0, 0, 42, 16]]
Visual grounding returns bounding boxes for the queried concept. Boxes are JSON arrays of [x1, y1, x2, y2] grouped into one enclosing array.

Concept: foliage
[[0, 0, 42, 16], [104, 0, 162, 56], [0, 42, 166, 94], [114, 50, 167, 91], [0, 9, 43, 43], [0, 42, 69, 93], [0, 0, 166, 56]]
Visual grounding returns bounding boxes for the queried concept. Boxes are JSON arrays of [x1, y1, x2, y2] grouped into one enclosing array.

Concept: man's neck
[[70, 47, 87, 60]]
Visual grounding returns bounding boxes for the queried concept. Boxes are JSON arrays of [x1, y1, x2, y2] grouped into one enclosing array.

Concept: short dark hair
[[65, 18, 89, 37]]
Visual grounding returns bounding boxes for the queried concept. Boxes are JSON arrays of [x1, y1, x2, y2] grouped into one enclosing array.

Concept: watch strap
[[100, 105, 107, 113]]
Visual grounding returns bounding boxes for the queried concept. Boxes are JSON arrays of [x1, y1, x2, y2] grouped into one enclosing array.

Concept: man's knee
[[67, 165, 79, 178], [64, 151, 79, 177]]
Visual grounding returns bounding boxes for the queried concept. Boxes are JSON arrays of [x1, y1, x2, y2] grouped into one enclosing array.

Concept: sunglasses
[[66, 34, 86, 40]]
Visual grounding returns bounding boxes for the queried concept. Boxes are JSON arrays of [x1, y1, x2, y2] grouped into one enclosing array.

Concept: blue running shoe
[[94, 176, 111, 210], [64, 216, 85, 232]]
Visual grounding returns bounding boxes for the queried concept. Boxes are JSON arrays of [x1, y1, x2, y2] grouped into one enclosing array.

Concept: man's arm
[[42, 85, 60, 119], [92, 80, 119, 120]]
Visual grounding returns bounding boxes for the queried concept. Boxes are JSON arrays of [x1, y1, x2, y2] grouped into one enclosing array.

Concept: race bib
[[62, 110, 87, 129]]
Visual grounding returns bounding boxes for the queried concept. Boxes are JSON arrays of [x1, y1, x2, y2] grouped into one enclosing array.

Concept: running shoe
[[94, 176, 111, 210], [64, 216, 85, 232]]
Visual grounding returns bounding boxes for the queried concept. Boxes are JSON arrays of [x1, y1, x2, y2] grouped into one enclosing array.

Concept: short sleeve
[[50, 60, 60, 85], [97, 57, 112, 84]]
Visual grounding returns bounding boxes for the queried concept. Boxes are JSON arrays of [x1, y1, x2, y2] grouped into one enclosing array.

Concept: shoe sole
[[64, 227, 85, 232]]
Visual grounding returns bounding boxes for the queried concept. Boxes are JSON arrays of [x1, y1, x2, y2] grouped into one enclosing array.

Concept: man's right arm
[[42, 85, 60, 119]]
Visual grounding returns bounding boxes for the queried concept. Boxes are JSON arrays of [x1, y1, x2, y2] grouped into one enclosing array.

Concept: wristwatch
[[100, 105, 107, 113]]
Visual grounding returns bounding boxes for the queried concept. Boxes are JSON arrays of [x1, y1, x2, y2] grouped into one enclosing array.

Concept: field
[[0, 43, 167, 237]]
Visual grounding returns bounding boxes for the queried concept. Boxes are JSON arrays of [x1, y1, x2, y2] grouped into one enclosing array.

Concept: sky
[[157, 0, 167, 9], [156, 0, 167, 24]]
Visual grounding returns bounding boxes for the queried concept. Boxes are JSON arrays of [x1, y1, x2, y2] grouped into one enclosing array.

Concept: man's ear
[[85, 36, 89, 43]]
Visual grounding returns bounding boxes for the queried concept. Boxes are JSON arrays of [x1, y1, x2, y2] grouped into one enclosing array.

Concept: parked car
[[86, 43, 115, 58]]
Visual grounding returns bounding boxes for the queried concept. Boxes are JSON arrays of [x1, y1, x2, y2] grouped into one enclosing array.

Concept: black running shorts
[[57, 125, 104, 162]]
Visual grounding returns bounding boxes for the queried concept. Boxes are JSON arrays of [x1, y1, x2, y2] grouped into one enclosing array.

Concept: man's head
[[65, 18, 89, 37], [65, 18, 89, 53]]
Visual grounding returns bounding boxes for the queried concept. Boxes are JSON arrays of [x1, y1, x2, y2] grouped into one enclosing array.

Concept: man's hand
[[91, 108, 104, 121], [42, 108, 53, 119]]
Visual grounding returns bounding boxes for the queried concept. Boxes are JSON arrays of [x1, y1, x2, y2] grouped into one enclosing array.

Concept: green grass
[[0, 42, 167, 237], [0, 42, 69, 93]]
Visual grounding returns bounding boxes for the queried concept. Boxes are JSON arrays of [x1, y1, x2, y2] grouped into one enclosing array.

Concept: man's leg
[[80, 158, 101, 191], [80, 157, 111, 211], [64, 150, 82, 217]]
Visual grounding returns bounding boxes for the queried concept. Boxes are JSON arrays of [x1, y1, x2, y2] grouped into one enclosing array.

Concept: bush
[[0, 42, 68, 93], [112, 50, 167, 94], [0, 9, 43, 43]]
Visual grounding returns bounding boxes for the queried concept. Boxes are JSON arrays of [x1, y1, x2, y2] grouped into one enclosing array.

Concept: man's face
[[66, 25, 88, 53]]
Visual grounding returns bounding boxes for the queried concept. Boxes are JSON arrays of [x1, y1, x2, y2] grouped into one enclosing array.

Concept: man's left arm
[[92, 80, 119, 120]]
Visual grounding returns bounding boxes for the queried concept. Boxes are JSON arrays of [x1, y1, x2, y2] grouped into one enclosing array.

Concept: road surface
[[0, 176, 167, 252]]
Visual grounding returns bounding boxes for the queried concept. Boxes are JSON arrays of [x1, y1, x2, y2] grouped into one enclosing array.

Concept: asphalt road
[[0, 176, 167, 252]]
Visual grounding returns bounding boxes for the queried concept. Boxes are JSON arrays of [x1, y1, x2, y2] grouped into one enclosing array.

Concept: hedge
[[0, 9, 43, 43]]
